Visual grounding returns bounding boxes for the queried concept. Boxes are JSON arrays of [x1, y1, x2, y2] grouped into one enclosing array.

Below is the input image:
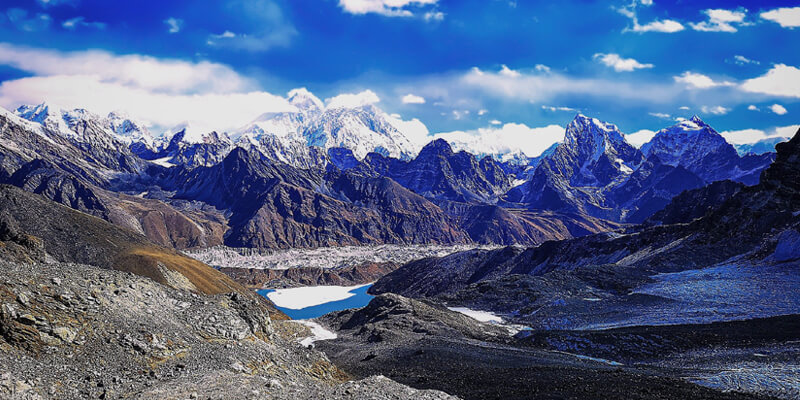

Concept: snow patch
[[292, 320, 337, 347], [448, 307, 504, 323]]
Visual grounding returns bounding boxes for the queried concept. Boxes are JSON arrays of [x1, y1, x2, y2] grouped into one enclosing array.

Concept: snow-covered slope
[[641, 116, 774, 184]]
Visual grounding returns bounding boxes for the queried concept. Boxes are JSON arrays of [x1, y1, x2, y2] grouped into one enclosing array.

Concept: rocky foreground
[[0, 183, 456, 399], [316, 294, 776, 400]]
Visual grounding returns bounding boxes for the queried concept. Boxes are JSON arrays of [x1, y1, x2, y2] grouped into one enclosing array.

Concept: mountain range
[[0, 96, 781, 250]]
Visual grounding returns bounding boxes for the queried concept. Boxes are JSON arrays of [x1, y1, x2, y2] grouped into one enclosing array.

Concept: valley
[[0, 95, 798, 399]]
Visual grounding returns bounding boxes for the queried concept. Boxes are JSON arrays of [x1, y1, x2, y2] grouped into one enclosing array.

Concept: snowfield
[[448, 307, 504, 323], [187, 244, 500, 270]]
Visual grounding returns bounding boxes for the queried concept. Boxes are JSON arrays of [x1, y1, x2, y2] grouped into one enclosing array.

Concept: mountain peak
[[287, 88, 324, 112], [564, 114, 626, 148], [419, 138, 454, 157]]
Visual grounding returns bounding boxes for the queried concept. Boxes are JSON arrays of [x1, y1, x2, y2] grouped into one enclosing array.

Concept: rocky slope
[[220, 261, 399, 289], [371, 128, 800, 326], [0, 186, 456, 399], [315, 294, 770, 400], [0, 260, 454, 399], [355, 139, 511, 203]]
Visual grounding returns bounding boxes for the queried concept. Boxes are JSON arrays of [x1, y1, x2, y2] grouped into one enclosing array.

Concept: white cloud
[[617, 2, 684, 33], [541, 105, 577, 112], [701, 105, 730, 115], [0, 43, 296, 134], [401, 93, 426, 104], [477, 109, 488, 116], [0, 75, 294, 135], [625, 129, 656, 147], [690, 9, 749, 33], [679, 106, 690, 110], [674, 71, 733, 89], [433, 123, 565, 158], [386, 114, 430, 148], [740, 64, 800, 98], [761, 7, 800, 28], [720, 125, 799, 144], [489, 119, 501, 125], [5, 8, 51, 32], [462, 65, 680, 104], [338, 0, 438, 17], [732, 55, 759, 65], [748, 105, 759, 111], [770, 104, 788, 115], [62, 16, 106, 30], [648, 112, 671, 119], [499, 64, 521, 78], [326, 90, 380, 109], [593, 53, 653, 72], [164, 17, 183, 34], [0, 43, 254, 94], [534, 64, 551, 73]]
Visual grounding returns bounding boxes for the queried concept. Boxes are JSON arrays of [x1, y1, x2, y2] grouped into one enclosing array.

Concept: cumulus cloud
[[593, 53, 653, 72], [164, 17, 183, 34], [648, 112, 671, 119], [617, 1, 684, 33], [690, 8, 749, 33], [721, 125, 799, 144], [674, 71, 733, 89], [338, 0, 439, 17], [625, 129, 656, 147], [62, 16, 106, 30], [326, 90, 381, 109], [433, 123, 565, 158], [0, 43, 255, 94], [401, 93, 426, 104], [740, 64, 800, 98], [748, 105, 759, 111], [770, 104, 788, 115], [701, 105, 730, 115], [0, 43, 295, 134], [461, 65, 679, 104], [761, 7, 800, 28]]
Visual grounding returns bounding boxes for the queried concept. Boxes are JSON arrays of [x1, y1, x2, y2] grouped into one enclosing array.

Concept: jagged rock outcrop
[[357, 139, 512, 203], [372, 128, 800, 327]]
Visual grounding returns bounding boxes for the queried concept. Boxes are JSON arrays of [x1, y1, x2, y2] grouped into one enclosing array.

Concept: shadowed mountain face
[[505, 115, 774, 223], [0, 184, 241, 295], [0, 104, 782, 250], [372, 128, 800, 327], [355, 139, 512, 203]]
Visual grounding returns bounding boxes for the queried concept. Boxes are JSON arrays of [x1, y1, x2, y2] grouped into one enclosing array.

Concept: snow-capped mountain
[[106, 111, 154, 148], [642, 116, 774, 184], [305, 104, 417, 160], [540, 114, 644, 189]]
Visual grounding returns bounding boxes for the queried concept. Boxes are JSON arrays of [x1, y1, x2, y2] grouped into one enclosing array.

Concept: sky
[[0, 0, 798, 157]]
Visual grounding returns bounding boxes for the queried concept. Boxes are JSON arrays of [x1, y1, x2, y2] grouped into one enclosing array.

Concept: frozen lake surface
[[258, 284, 374, 319]]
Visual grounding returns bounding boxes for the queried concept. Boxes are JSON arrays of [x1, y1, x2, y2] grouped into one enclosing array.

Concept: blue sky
[[0, 0, 798, 155]]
